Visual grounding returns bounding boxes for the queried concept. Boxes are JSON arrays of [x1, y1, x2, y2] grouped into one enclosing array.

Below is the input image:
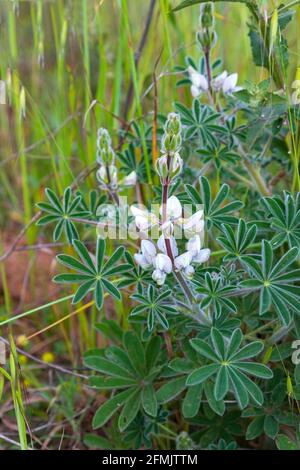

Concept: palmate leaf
[[157, 338, 226, 418], [37, 187, 90, 244], [186, 328, 273, 409], [85, 333, 164, 431], [175, 100, 226, 147], [262, 192, 300, 249], [195, 272, 237, 319], [240, 240, 300, 325], [217, 219, 257, 261], [54, 237, 130, 310], [117, 251, 152, 294], [185, 176, 243, 231], [130, 285, 178, 333], [196, 142, 240, 171]]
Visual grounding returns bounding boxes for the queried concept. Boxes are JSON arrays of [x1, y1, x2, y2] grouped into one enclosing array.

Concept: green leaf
[[214, 366, 229, 401], [83, 355, 133, 379], [56, 254, 95, 275], [118, 389, 141, 432], [235, 362, 273, 379], [276, 434, 299, 450], [103, 246, 125, 274], [89, 376, 137, 390], [142, 384, 158, 417], [186, 364, 219, 386], [228, 366, 249, 409], [73, 239, 96, 273], [190, 338, 220, 362], [96, 237, 105, 272], [123, 331, 145, 377], [182, 384, 202, 418], [229, 341, 264, 362], [73, 280, 95, 303], [264, 415, 279, 439], [211, 328, 226, 360], [92, 389, 133, 429], [102, 278, 121, 300], [146, 336, 162, 371], [246, 415, 265, 440], [156, 376, 187, 404], [95, 280, 103, 310]]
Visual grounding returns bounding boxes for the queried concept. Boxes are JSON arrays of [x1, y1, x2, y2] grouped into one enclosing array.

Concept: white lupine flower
[[134, 253, 152, 269], [152, 253, 172, 286], [174, 251, 193, 270], [157, 234, 178, 257], [134, 239, 157, 269], [184, 265, 195, 278], [153, 253, 173, 274], [164, 195, 182, 220], [193, 248, 211, 264], [120, 171, 137, 186], [152, 269, 166, 286], [130, 206, 159, 232], [187, 235, 202, 255], [191, 84, 201, 98], [188, 66, 208, 91], [141, 239, 157, 264], [222, 73, 242, 94], [183, 210, 204, 235], [212, 71, 228, 91]]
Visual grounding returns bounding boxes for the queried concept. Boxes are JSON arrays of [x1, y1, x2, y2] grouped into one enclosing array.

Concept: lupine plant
[[32, 0, 300, 451]]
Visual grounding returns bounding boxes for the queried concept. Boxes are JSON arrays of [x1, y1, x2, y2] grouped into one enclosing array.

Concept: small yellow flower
[[19, 355, 28, 365], [16, 335, 28, 347], [42, 352, 55, 363]]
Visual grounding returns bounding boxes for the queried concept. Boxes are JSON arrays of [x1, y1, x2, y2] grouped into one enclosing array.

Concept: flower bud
[[156, 152, 183, 182], [197, 2, 217, 51], [97, 165, 118, 189], [96, 128, 115, 165]]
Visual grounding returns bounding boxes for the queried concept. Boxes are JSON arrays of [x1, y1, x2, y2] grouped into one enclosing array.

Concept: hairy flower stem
[[204, 48, 212, 94], [161, 179, 195, 306]]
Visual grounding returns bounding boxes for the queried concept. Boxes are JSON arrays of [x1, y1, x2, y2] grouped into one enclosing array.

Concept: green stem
[[0, 294, 74, 327]]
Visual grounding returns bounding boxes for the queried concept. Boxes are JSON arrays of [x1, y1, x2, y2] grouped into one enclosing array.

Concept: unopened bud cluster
[[156, 113, 183, 184], [197, 3, 216, 52], [96, 128, 136, 190]]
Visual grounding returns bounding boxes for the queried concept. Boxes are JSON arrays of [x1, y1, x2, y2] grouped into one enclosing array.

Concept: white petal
[[212, 70, 228, 91], [120, 171, 137, 186], [152, 269, 166, 286], [157, 234, 179, 257], [134, 253, 151, 269], [184, 265, 195, 278], [191, 85, 200, 98], [135, 215, 150, 231], [184, 210, 204, 231], [154, 253, 173, 274], [223, 73, 238, 94], [166, 195, 182, 219], [193, 248, 211, 264], [174, 251, 192, 270], [130, 205, 148, 218], [141, 239, 157, 263], [188, 67, 208, 90], [187, 235, 202, 255]]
